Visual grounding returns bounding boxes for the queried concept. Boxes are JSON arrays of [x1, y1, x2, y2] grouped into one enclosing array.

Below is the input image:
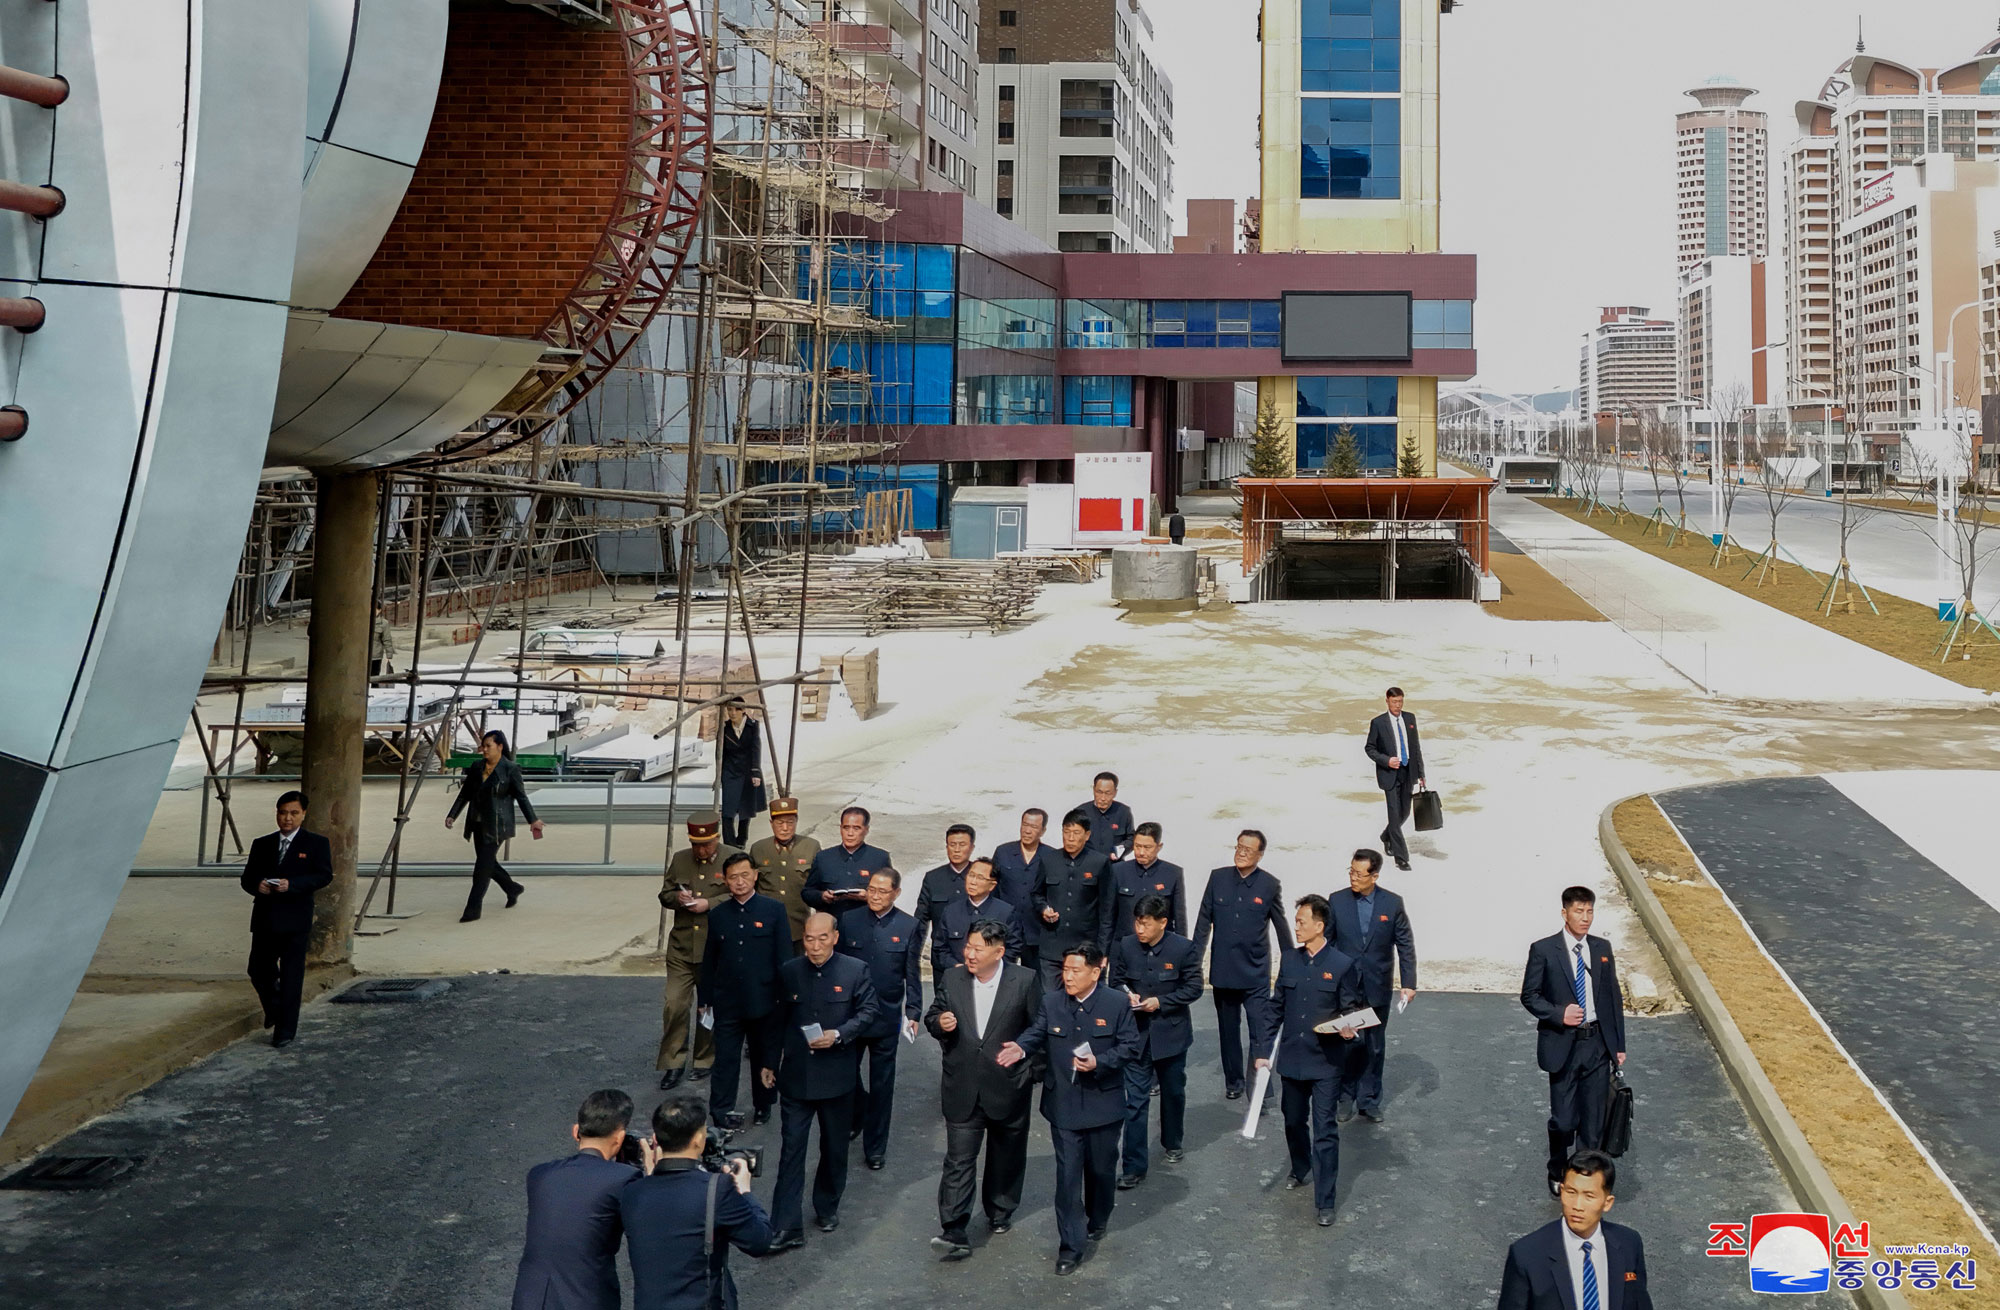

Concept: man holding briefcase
[[1363, 687, 1426, 871]]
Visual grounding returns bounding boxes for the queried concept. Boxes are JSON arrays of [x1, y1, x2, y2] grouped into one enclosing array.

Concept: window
[[997, 159, 1013, 177], [998, 47, 1017, 63], [999, 84, 1015, 101], [998, 8, 1016, 22], [998, 122, 1014, 142], [997, 197, 1014, 217], [1298, 0, 1401, 198]]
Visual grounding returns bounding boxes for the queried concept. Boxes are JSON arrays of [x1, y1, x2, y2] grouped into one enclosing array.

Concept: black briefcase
[[1601, 1067, 1633, 1157], [1412, 788, 1444, 832]]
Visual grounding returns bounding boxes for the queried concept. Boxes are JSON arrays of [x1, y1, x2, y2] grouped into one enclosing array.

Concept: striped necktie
[[1581, 1240, 1600, 1310], [1573, 944, 1588, 1014]]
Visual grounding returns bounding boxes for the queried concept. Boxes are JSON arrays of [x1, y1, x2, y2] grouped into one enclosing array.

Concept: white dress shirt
[[1562, 1220, 1607, 1308], [970, 967, 1002, 1039], [1564, 929, 1597, 1024], [1391, 713, 1409, 767]]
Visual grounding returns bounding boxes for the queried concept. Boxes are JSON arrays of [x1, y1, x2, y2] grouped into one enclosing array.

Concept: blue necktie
[[1581, 1240, 1600, 1310], [1573, 944, 1588, 1015]]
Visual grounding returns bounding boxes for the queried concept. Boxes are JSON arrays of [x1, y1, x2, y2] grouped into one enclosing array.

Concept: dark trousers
[[722, 815, 750, 847], [247, 928, 309, 1041], [854, 1031, 900, 1161], [1546, 1032, 1613, 1181], [937, 1110, 1030, 1237], [466, 832, 522, 916], [1049, 1121, 1119, 1261], [1037, 953, 1070, 998], [773, 1092, 854, 1231], [1120, 1051, 1187, 1177], [1213, 987, 1255, 1091], [1281, 1072, 1343, 1211], [1380, 771, 1415, 863], [1019, 944, 1039, 979], [709, 1011, 779, 1117], [1341, 1007, 1390, 1111]]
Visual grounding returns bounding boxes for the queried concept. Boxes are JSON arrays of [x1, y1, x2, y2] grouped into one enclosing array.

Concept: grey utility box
[[948, 485, 1031, 559]]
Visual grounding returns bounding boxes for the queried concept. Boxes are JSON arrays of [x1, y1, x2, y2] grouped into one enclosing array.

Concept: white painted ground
[[1824, 770, 2000, 917]]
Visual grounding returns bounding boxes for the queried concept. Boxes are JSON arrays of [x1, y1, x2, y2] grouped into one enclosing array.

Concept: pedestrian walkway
[[1487, 496, 1984, 705]]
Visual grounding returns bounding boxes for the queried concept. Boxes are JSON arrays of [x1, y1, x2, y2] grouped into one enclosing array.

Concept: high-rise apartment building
[[1678, 257, 1768, 407], [1578, 307, 1678, 417], [1174, 198, 1237, 253], [973, 0, 1176, 252], [1675, 77, 1768, 273], [818, 0, 980, 192]]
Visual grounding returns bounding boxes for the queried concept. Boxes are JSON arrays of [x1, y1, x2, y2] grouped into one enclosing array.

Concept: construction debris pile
[[742, 557, 1046, 635]]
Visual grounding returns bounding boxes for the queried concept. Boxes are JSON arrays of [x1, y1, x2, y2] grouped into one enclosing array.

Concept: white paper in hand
[[1395, 993, 1411, 1015], [1241, 1038, 1281, 1139], [801, 1023, 825, 1043], [901, 1019, 917, 1044], [698, 1008, 715, 1031], [1312, 1007, 1382, 1034]]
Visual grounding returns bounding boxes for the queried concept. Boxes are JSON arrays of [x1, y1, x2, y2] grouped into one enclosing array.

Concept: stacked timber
[[798, 648, 878, 722], [741, 557, 1044, 634]]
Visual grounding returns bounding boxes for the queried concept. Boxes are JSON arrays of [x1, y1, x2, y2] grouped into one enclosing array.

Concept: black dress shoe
[[1395, 858, 1412, 871], [659, 1069, 685, 1090], [1149, 1083, 1160, 1097], [816, 1214, 840, 1233], [272, 1034, 294, 1049], [1336, 1099, 1355, 1124], [752, 1107, 772, 1126], [850, 1121, 864, 1139], [1055, 1259, 1079, 1276], [716, 1112, 745, 1130], [1547, 1177, 1562, 1199], [989, 1221, 1011, 1235], [688, 1067, 710, 1082], [1162, 1148, 1185, 1164], [1359, 1107, 1383, 1123], [1285, 1175, 1310, 1190], [1086, 1226, 1105, 1242], [866, 1157, 885, 1171], [1317, 1209, 1336, 1227], [768, 1230, 806, 1254], [459, 910, 481, 923], [1116, 1173, 1143, 1190], [261, 1012, 276, 1031], [505, 886, 523, 909], [930, 1235, 972, 1260], [1224, 1086, 1244, 1101]]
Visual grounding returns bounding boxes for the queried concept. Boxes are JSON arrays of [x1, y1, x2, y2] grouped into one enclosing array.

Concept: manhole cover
[[332, 978, 451, 1004], [0, 1156, 143, 1191]]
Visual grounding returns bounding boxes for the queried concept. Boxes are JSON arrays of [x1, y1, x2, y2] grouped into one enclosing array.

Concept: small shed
[[948, 485, 1031, 559]]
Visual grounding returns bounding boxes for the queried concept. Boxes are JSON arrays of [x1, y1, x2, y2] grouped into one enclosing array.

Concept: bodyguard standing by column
[[994, 809, 1051, 977], [1108, 895, 1202, 1189], [1192, 830, 1292, 1099], [765, 913, 879, 1251], [926, 920, 1044, 1260], [914, 824, 977, 940], [803, 806, 891, 915], [1033, 810, 1115, 995], [837, 869, 924, 1171], [997, 943, 1142, 1276], [751, 796, 819, 952], [656, 813, 738, 1090], [1363, 687, 1426, 871], [1520, 886, 1626, 1197], [1110, 822, 1186, 941], [1327, 848, 1416, 1124], [1249, 895, 1367, 1228], [699, 853, 791, 1130], [241, 791, 333, 1049]]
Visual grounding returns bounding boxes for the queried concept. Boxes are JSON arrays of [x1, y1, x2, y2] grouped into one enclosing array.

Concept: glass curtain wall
[[956, 251, 1058, 423], [1294, 375, 1399, 470]]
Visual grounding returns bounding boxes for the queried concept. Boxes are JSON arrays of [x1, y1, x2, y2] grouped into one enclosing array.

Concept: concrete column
[[1145, 378, 1170, 520], [301, 471, 380, 965]]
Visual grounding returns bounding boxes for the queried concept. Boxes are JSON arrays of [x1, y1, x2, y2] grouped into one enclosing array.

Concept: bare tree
[[1637, 412, 1673, 537], [1903, 425, 2000, 659], [1709, 382, 1753, 567], [1574, 419, 1609, 513], [1608, 411, 1634, 520], [1820, 463, 1885, 616], [1739, 407, 1819, 587]]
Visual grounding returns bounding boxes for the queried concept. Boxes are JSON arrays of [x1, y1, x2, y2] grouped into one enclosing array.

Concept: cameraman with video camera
[[513, 1089, 644, 1310], [622, 1096, 773, 1309]]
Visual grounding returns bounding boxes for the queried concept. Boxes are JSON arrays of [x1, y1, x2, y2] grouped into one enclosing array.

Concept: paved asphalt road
[[0, 976, 1847, 1309]]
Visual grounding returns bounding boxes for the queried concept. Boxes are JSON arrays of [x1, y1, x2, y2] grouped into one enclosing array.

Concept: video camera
[[702, 1126, 763, 1178]]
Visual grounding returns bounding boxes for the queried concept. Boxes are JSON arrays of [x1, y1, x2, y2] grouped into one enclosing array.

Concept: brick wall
[[335, 9, 629, 339], [981, 0, 1113, 65]]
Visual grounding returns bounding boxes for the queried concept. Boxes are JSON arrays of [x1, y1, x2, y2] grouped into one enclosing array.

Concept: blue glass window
[[1411, 300, 1474, 350], [1300, 0, 1400, 190], [1294, 422, 1398, 472], [1061, 376, 1134, 425], [1296, 376, 1398, 418], [1300, 0, 1398, 92], [1301, 98, 1400, 199]]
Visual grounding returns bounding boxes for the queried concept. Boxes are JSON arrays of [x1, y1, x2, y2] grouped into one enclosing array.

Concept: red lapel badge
[[1095, 1017, 1107, 1026], [1323, 971, 1333, 980], [834, 985, 843, 993], [1163, 962, 1174, 970]]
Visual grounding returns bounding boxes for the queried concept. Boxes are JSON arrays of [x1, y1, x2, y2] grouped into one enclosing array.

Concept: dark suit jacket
[[991, 841, 1048, 945], [1497, 1219, 1653, 1310], [836, 905, 924, 1038], [448, 757, 539, 843], [1521, 932, 1625, 1072], [774, 952, 879, 1100], [932, 893, 1023, 973], [1033, 846, 1114, 957], [718, 717, 766, 819], [1364, 710, 1426, 790], [1110, 857, 1187, 939], [1014, 983, 1142, 1130], [1249, 942, 1368, 1080], [511, 1148, 641, 1310], [1191, 866, 1292, 991], [925, 960, 1043, 1124], [240, 830, 333, 935], [1108, 932, 1203, 1060], [1327, 886, 1417, 1011], [697, 893, 791, 1019], [1077, 798, 1135, 858], [802, 841, 892, 913], [913, 861, 970, 936], [621, 1159, 774, 1310]]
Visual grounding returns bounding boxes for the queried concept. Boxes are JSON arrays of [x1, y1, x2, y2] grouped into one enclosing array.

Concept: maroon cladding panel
[[890, 423, 1148, 462], [1058, 348, 1477, 380], [1061, 252, 1477, 301]]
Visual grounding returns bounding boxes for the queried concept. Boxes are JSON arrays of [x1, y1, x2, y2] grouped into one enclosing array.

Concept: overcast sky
[[1143, 0, 1997, 393]]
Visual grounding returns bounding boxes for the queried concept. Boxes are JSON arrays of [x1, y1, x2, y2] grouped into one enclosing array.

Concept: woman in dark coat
[[718, 698, 766, 847], [444, 729, 543, 922]]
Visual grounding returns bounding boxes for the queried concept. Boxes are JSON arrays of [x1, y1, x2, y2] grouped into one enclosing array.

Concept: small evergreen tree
[[1327, 424, 1363, 477], [1245, 400, 1293, 478], [1397, 431, 1425, 477]]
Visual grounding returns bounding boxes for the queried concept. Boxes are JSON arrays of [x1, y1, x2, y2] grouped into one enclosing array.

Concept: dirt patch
[[1535, 497, 2000, 691], [1488, 552, 1605, 622], [1615, 797, 1999, 1297]]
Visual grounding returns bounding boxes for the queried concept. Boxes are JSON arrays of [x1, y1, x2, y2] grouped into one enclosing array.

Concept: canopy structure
[[1239, 476, 1495, 577]]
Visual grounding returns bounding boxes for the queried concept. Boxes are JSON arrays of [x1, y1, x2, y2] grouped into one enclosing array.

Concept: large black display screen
[[1281, 291, 1412, 362]]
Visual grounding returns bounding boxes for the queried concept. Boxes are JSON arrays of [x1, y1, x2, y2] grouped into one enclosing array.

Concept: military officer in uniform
[[699, 852, 791, 1129], [1032, 810, 1115, 996], [998, 942, 1141, 1276], [803, 806, 891, 915], [1191, 829, 1292, 1099], [1110, 822, 1186, 941], [933, 858, 1023, 973], [1108, 894, 1203, 1188], [914, 823, 977, 940], [1249, 894, 1367, 1227], [657, 813, 739, 1090], [837, 869, 924, 1171], [751, 796, 818, 951], [1078, 772, 1135, 860], [764, 913, 880, 1251]]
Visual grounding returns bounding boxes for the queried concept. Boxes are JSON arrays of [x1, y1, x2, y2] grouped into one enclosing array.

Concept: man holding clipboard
[[1248, 894, 1369, 1228]]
